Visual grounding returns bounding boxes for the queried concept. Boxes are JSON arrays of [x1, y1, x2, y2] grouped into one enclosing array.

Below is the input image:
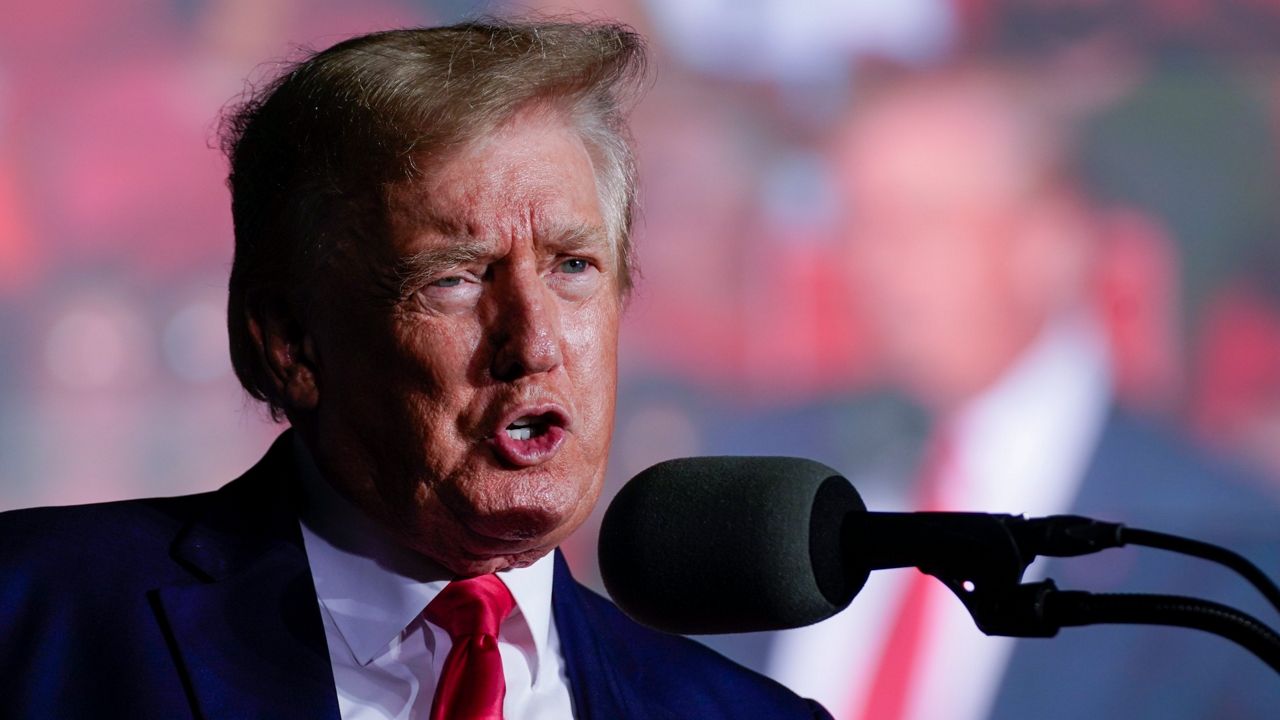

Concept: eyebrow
[[392, 240, 495, 297], [388, 222, 612, 296], [543, 222, 610, 254]]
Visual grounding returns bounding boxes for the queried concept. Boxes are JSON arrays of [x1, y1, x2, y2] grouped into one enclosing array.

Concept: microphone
[[598, 456, 867, 635], [597, 456, 1124, 635], [598, 456, 1280, 673]]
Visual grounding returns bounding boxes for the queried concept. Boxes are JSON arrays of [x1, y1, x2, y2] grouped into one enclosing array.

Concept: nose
[[489, 267, 564, 382]]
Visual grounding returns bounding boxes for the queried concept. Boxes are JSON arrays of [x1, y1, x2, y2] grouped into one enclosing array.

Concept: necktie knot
[[425, 574, 516, 639], [423, 574, 515, 720]]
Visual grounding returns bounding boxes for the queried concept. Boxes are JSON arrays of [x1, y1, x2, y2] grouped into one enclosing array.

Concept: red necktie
[[854, 430, 954, 720], [424, 574, 516, 720]]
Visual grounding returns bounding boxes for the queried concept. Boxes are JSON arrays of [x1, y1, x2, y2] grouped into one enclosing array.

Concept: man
[[0, 21, 830, 719], [763, 66, 1280, 719]]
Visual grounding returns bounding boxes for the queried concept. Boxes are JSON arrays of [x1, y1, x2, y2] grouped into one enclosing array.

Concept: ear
[[245, 300, 320, 412]]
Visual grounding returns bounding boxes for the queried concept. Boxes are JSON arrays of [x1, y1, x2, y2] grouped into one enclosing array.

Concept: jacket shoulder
[[0, 494, 214, 614], [1, 433, 295, 588]]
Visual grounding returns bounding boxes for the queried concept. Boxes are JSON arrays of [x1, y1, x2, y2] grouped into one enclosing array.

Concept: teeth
[[509, 417, 535, 428], [506, 427, 533, 441]]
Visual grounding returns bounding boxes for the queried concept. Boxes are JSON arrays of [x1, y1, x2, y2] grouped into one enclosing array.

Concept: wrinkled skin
[[267, 107, 621, 576]]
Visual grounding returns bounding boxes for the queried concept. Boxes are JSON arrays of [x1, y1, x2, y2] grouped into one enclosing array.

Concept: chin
[[445, 545, 555, 577], [409, 505, 581, 577], [415, 462, 602, 575], [468, 500, 576, 537]]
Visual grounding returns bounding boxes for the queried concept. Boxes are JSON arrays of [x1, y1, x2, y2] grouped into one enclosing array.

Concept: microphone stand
[[1043, 589, 1280, 673], [930, 576, 1280, 674], [848, 512, 1280, 675]]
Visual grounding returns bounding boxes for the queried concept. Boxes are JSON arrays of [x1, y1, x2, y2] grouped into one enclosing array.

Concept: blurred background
[[3, 0, 1280, 717]]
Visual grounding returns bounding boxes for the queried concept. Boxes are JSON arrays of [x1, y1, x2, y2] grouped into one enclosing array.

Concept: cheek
[[347, 319, 486, 458], [392, 317, 485, 390], [563, 300, 619, 431]]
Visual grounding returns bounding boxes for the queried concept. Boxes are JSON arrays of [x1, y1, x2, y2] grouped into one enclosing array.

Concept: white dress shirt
[[293, 438, 577, 719], [767, 312, 1113, 720]]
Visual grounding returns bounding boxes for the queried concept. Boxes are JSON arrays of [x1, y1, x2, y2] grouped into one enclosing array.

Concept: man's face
[[304, 108, 621, 576]]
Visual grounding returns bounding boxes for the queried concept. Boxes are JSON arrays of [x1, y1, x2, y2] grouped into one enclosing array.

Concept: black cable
[[1043, 590, 1280, 675], [1119, 527, 1280, 615]]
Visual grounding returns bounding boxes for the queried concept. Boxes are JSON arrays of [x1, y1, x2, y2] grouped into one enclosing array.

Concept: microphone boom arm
[[849, 512, 1280, 673]]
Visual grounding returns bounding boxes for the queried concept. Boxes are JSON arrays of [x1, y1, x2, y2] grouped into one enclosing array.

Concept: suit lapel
[[154, 432, 340, 719], [551, 550, 641, 720]]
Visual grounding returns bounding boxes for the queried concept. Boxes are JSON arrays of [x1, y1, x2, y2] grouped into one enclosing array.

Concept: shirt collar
[[292, 435, 557, 674]]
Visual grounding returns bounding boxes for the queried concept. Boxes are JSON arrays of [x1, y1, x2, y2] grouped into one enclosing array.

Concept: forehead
[[384, 108, 607, 253]]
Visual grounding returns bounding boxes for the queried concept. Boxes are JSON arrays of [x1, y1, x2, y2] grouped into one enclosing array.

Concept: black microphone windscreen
[[598, 456, 869, 634]]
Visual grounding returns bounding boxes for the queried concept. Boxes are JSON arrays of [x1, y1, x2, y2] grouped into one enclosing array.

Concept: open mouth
[[489, 407, 569, 467], [504, 414, 553, 441]]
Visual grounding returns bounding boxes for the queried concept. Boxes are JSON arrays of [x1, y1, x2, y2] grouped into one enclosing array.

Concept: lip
[[486, 403, 570, 468]]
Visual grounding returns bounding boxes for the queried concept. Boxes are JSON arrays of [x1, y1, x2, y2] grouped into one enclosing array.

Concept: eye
[[558, 258, 591, 274], [418, 269, 484, 307]]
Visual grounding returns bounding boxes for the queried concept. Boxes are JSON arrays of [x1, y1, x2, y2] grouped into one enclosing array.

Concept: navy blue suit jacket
[[0, 433, 830, 719]]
